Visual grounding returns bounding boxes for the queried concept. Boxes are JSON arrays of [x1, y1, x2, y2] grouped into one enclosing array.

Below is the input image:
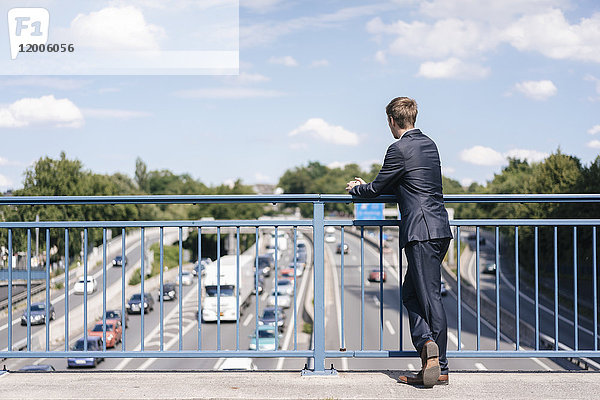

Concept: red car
[[279, 268, 296, 279], [368, 269, 386, 283], [88, 321, 122, 348]]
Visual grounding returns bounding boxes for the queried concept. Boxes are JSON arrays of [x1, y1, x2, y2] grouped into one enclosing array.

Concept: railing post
[[303, 201, 336, 376]]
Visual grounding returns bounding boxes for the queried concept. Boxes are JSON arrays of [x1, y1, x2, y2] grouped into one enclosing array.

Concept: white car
[[325, 234, 336, 243], [325, 226, 336, 234], [73, 276, 97, 294], [177, 271, 194, 286], [276, 279, 294, 296], [267, 290, 292, 308]]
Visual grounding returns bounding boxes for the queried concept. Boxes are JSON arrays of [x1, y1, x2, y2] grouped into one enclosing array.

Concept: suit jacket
[[350, 129, 452, 249]]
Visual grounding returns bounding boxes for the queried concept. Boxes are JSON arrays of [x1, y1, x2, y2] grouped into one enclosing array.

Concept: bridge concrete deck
[[1, 370, 599, 399]]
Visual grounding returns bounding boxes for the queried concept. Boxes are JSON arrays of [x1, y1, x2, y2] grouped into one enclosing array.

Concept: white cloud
[[69, 6, 166, 51], [310, 59, 330, 68], [588, 125, 600, 135], [460, 145, 505, 166], [417, 58, 490, 79], [374, 50, 387, 64], [226, 72, 270, 84], [419, 0, 567, 24], [0, 95, 84, 128], [588, 140, 600, 149], [0, 174, 12, 188], [461, 145, 549, 166], [504, 148, 548, 163], [82, 109, 152, 119], [514, 80, 557, 101], [268, 56, 298, 67], [327, 159, 380, 171], [504, 9, 600, 63], [367, 17, 500, 60], [242, 4, 393, 47], [173, 88, 284, 99], [289, 118, 360, 146]]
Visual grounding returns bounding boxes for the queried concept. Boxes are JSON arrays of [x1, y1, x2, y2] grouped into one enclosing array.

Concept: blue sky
[[1, 0, 600, 190]]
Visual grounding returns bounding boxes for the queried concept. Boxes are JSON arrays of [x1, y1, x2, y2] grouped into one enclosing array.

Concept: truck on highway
[[201, 254, 253, 322]]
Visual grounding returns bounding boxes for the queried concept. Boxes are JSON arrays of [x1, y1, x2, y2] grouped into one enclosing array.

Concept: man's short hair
[[386, 97, 418, 129]]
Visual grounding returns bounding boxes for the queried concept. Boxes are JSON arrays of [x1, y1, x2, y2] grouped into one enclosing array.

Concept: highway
[[0, 225, 588, 372]]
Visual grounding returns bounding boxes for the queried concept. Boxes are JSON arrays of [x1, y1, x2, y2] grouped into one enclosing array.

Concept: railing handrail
[[0, 193, 599, 205]]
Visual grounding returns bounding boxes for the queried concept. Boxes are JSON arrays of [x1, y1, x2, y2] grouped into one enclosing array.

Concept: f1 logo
[[7, 8, 49, 60]]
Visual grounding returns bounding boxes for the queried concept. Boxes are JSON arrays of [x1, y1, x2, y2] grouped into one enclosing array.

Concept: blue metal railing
[[0, 194, 599, 375]]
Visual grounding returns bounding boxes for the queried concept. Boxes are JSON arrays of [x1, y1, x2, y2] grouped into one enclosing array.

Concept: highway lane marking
[[447, 331, 464, 349], [497, 264, 595, 337], [114, 282, 198, 370], [242, 313, 253, 327], [373, 295, 380, 307], [275, 236, 313, 370], [446, 283, 555, 371], [385, 320, 396, 335], [138, 319, 197, 370], [326, 242, 348, 371], [474, 362, 487, 370], [260, 291, 269, 301]]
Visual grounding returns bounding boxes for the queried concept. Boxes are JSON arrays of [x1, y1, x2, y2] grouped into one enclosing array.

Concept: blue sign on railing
[[354, 203, 384, 220]]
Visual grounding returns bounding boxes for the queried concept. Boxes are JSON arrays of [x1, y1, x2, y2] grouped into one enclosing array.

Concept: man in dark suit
[[346, 97, 452, 387]]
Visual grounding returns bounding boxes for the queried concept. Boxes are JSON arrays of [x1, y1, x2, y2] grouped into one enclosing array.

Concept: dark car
[[192, 257, 212, 276], [256, 255, 273, 277], [259, 306, 285, 330], [157, 282, 177, 301], [18, 364, 56, 372], [105, 309, 128, 328], [112, 255, 128, 267], [441, 279, 448, 296], [126, 293, 154, 314], [482, 260, 497, 275], [251, 275, 265, 295], [336, 243, 349, 254], [21, 302, 55, 325], [296, 242, 306, 251], [67, 336, 104, 368]]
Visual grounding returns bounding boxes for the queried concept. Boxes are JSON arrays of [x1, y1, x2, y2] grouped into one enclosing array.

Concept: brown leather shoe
[[398, 372, 449, 386], [420, 340, 441, 387]]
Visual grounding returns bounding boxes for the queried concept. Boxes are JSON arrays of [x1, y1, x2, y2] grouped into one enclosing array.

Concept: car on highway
[[177, 271, 194, 286], [482, 260, 497, 274], [157, 282, 177, 301], [218, 358, 257, 371], [248, 325, 281, 350], [126, 293, 155, 314], [87, 321, 122, 348], [18, 364, 56, 372], [251, 275, 265, 295], [280, 267, 297, 279], [296, 242, 307, 251], [276, 279, 294, 296], [368, 268, 386, 283], [192, 257, 212, 276], [336, 243, 349, 254], [20, 302, 56, 325], [256, 255, 273, 276], [325, 234, 336, 243], [267, 290, 292, 308], [73, 276, 98, 295], [105, 309, 128, 328], [441, 279, 448, 296], [259, 306, 285, 330], [325, 226, 336, 234], [112, 255, 128, 267], [67, 337, 104, 368]]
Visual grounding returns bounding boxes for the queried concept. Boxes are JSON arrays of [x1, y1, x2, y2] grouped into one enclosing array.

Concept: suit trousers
[[402, 238, 451, 373]]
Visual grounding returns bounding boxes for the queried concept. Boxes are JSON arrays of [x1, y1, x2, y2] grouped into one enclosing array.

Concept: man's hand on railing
[[345, 177, 366, 192]]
